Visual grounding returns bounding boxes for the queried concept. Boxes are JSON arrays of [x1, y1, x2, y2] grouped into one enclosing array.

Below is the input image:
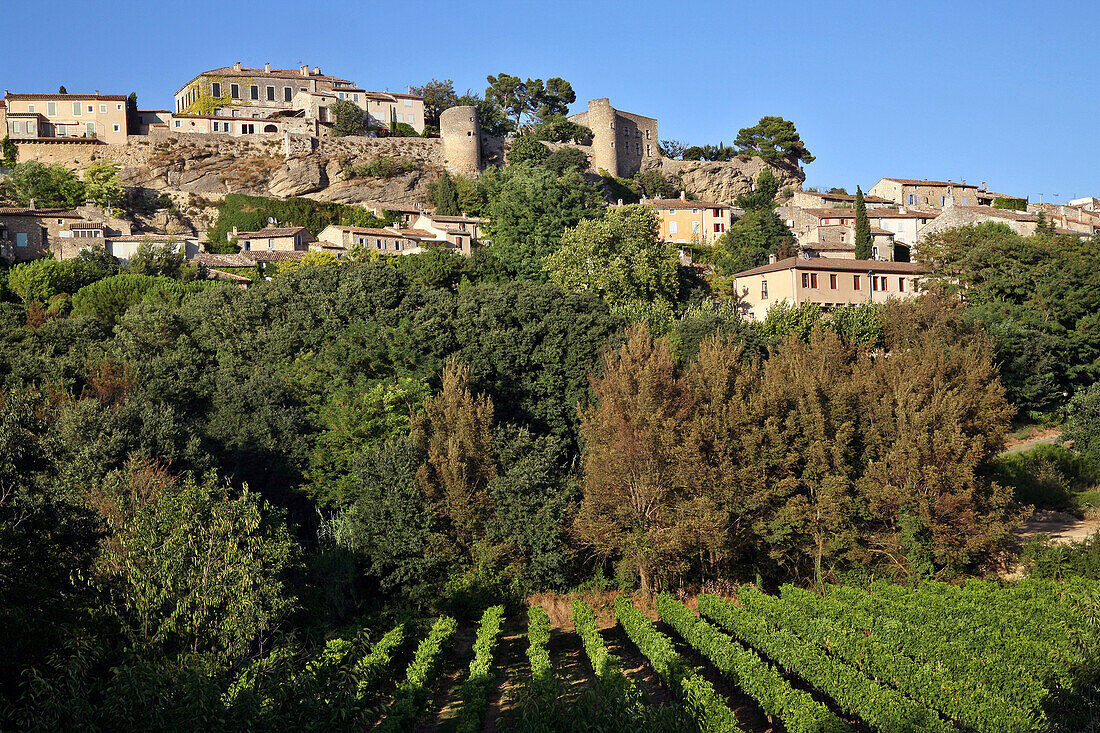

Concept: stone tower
[[439, 105, 481, 177], [568, 98, 658, 179]]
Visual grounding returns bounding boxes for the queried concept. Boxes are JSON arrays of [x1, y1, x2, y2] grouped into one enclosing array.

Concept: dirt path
[[549, 627, 595, 704], [1002, 427, 1062, 454], [1015, 510, 1100, 544], [413, 625, 475, 733], [482, 620, 528, 733], [599, 623, 676, 705]]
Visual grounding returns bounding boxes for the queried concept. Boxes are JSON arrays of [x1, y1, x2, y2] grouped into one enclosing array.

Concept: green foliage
[[455, 605, 505, 733], [409, 79, 459, 128], [2, 160, 86, 208], [529, 114, 592, 143], [854, 186, 872, 259], [615, 595, 740, 732], [734, 116, 815, 164], [329, 99, 366, 137], [208, 193, 392, 248], [992, 443, 1100, 513], [7, 249, 119, 302], [349, 156, 415, 178], [543, 146, 589, 175], [734, 167, 780, 211], [681, 143, 737, 162], [483, 164, 605, 279], [634, 169, 679, 199], [545, 205, 680, 308], [708, 208, 795, 274], [71, 273, 214, 324], [377, 616, 457, 732], [656, 594, 849, 733], [1, 135, 18, 167], [127, 239, 186, 278], [83, 160, 123, 207], [994, 196, 1029, 210], [1021, 534, 1100, 580], [1066, 383, 1100, 463], [525, 605, 555, 701], [431, 171, 460, 215], [485, 73, 576, 127], [506, 135, 551, 165]]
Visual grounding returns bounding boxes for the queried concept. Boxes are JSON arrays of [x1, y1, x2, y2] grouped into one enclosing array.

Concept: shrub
[[993, 444, 1100, 513], [506, 136, 550, 166], [1065, 384, 1100, 463]]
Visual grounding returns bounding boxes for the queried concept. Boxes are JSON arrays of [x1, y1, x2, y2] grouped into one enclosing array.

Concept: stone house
[[104, 234, 201, 264], [315, 225, 443, 255], [3, 91, 129, 145], [0, 203, 132, 262], [356, 92, 426, 134], [410, 213, 486, 254], [798, 225, 896, 260], [232, 225, 315, 252], [732, 256, 926, 321], [568, 98, 658, 178], [790, 190, 894, 210], [868, 178, 980, 209], [790, 207, 936, 256]]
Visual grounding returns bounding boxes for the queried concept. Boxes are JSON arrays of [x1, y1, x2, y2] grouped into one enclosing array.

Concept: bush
[[544, 146, 589, 175], [351, 156, 416, 179], [71, 274, 214, 324], [1065, 383, 1100, 463], [506, 136, 550, 166], [993, 444, 1100, 513], [1021, 534, 1100, 580]]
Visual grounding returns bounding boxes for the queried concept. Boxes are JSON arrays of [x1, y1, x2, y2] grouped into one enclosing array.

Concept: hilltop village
[[4, 61, 1094, 316]]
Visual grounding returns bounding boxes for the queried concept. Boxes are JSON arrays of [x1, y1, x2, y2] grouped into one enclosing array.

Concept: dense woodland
[[1, 143, 1100, 728]]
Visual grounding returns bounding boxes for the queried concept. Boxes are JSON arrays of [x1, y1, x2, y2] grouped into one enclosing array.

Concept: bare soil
[[1002, 427, 1063, 454], [1015, 509, 1100, 544]]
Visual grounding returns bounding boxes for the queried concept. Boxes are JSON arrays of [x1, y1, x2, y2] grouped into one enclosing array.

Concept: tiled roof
[[190, 66, 351, 83], [802, 191, 893, 204], [803, 208, 937, 220], [247, 250, 309, 262], [235, 226, 308, 238], [948, 206, 1037, 222], [734, 256, 927, 279], [878, 178, 978, 188], [5, 92, 127, 101], [325, 226, 405, 237], [195, 250, 309, 266], [0, 207, 83, 218], [107, 234, 194, 242], [428, 214, 487, 224]]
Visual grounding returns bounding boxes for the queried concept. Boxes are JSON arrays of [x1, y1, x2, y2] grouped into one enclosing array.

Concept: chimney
[[300, 65, 309, 76], [29, 199, 35, 210], [313, 67, 320, 75], [617, 198, 623, 206], [961, 179, 966, 185], [981, 180, 987, 190], [768, 253, 777, 264], [264, 62, 271, 72], [94, 90, 99, 96], [232, 226, 238, 237], [679, 190, 686, 200], [233, 62, 242, 72]]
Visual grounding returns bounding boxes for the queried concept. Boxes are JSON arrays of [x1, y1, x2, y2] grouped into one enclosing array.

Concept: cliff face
[[642, 156, 805, 206]]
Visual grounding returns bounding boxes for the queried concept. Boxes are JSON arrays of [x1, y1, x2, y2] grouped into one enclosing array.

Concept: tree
[[128, 239, 185, 278], [83, 160, 123, 208], [854, 186, 872, 259], [529, 114, 591, 143], [544, 146, 589, 175], [485, 73, 531, 127], [409, 79, 459, 128], [58, 86, 67, 94], [734, 116, 814, 164], [712, 209, 795, 275], [91, 460, 298, 662], [330, 99, 366, 137], [505, 135, 550, 166], [530, 77, 576, 119], [545, 205, 680, 308], [431, 171, 460, 216], [734, 167, 780, 211], [659, 140, 687, 159], [483, 164, 604, 279], [634, 169, 677, 199], [2, 161, 85, 208], [0, 136, 17, 167], [1065, 383, 1100, 462], [574, 325, 696, 595]]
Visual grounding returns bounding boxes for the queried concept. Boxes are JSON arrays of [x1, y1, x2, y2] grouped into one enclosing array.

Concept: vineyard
[[202, 579, 1099, 731]]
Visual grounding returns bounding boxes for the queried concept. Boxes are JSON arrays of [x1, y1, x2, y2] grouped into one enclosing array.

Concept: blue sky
[[6, 0, 1097, 201]]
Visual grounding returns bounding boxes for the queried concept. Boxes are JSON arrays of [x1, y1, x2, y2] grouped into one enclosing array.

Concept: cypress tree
[[433, 171, 460, 216], [58, 85, 67, 94], [854, 186, 872, 259]]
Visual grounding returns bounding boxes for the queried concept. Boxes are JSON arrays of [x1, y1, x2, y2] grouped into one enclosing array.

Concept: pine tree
[[58, 86, 67, 94], [433, 171, 460, 216], [854, 186, 872, 259]]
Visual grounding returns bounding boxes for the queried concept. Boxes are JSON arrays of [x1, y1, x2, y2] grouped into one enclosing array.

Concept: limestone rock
[[268, 157, 327, 197]]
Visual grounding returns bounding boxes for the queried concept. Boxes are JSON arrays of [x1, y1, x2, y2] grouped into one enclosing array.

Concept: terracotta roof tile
[[879, 178, 978, 188], [734, 256, 926, 279]]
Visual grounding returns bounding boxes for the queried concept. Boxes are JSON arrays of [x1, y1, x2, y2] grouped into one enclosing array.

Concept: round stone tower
[[439, 105, 481, 177], [587, 98, 619, 178]]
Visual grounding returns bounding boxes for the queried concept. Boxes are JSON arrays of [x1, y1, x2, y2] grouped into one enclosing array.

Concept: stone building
[[732, 256, 926, 320], [315, 225, 445, 256], [634, 194, 733, 245], [788, 206, 937, 257], [3, 91, 130, 145], [790, 190, 894, 210], [0, 203, 132, 262], [231, 225, 315, 253], [568, 98, 657, 178], [439, 106, 481, 176], [868, 178, 980, 209]]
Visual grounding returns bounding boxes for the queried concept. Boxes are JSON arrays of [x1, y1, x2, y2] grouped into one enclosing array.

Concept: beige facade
[[315, 225, 440, 255], [3, 92, 129, 145], [174, 62, 358, 117], [636, 196, 732, 245], [868, 178, 980, 209], [105, 234, 201, 264], [790, 190, 894, 210], [789, 206, 936, 254], [733, 256, 926, 320], [568, 98, 657, 178], [232, 226, 315, 252], [0, 204, 132, 262], [355, 92, 426, 134]]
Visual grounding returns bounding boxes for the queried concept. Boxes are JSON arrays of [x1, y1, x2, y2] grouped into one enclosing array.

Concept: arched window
[[263, 124, 278, 133]]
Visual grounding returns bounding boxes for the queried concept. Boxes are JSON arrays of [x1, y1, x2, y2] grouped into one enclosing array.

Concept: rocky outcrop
[[268, 157, 327, 197], [642, 156, 805, 206]]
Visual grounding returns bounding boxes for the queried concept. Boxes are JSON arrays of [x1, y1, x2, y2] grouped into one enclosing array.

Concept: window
[[872, 277, 879, 292], [645, 129, 651, 139], [940, 196, 945, 206], [610, 141, 614, 148], [714, 223, 723, 233], [880, 276, 888, 290], [898, 277, 905, 292], [395, 242, 402, 251], [100, 104, 107, 113], [47, 101, 56, 116], [212, 82, 221, 97], [908, 194, 914, 205], [242, 240, 251, 251], [250, 86, 259, 100], [692, 221, 701, 234], [284, 87, 293, 102], [871, 245, 879, 259], [88, 105, 94, 112], [353, 93, 359, 102], [267, 86, 275, 101], [646, 144, 651, 156], [811, 273, 818, 288], [117, 104, 123, 111], [761, 280, 768, 299], [692, 208, 699, 214], [16, 233, 28, 247], [241, 123, 255, 134], [668, 208, 675, 214], [231, 84, 240, 98], [113, 124, 120, 132], [802, 273, 809, 288], [338, 92, 345, 100], [174, 120, 181, 128], [73, 101, 82, 116], [376, 239, 383, 249], [830, 274, 837, 289], [669, 221, 678, 234], [853, 275, 860, 290], [712, 208, 721, 217], [962, 197, 967, 205], [404, 99, 412, 107], [27, 104, 35, 113]]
